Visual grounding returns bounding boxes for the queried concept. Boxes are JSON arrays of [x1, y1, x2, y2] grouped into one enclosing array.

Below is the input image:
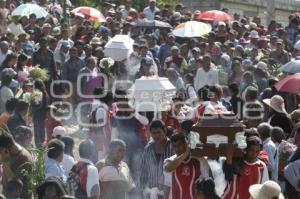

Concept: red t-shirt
[[164, 156, 209, 199], [222, 160, 269, 199]]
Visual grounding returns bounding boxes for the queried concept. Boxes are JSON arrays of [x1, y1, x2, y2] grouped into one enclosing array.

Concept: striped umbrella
[[71, 7, 106, 22], [172, 21, 211, 38]]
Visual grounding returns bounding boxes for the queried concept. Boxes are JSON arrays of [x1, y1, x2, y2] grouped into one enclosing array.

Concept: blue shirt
[[143, 6, 160, 20], [32, 48, 57, 79], [263, 138, 278, 181], [158, 43, 172, 65], [45, 158, 67, 182], [62, 58, 85, 82]]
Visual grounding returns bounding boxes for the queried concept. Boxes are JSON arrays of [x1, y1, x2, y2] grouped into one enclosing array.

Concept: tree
[[21, 147, 48, 195]]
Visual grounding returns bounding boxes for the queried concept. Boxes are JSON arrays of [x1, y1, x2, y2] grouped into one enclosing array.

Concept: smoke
[[208, 158, 227, 197]]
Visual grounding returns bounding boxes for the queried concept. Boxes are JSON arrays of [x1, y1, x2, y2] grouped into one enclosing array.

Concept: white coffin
[[104, 35, 134, 61], [128, 76, 176, 112]]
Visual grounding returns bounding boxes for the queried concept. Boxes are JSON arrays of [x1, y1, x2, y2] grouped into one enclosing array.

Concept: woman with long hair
[[16, 53, 29, 85], [1, 53, 17, 70], [32, 79, 49, 147]]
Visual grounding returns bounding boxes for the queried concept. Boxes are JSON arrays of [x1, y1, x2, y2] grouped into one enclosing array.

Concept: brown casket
[[191, 114, 245, 157]]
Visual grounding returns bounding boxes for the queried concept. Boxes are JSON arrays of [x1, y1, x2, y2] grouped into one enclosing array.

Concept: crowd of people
[[0, 0, 300, 198]]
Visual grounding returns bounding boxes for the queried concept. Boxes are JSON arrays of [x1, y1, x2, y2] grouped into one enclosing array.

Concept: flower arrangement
[[100, 57, 114, 77], [29, 67, 50, 82], [29, 90, 43, 107]]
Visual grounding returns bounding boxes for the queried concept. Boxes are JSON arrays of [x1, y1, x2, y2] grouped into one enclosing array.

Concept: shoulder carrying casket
[[191, 114, 245, 157]]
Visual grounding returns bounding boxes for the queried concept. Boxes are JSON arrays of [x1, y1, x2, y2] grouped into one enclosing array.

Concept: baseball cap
[[23, 79, 33, 86], [171, 46, 179, 51], [52, 27, 61, 36], [143, 56, 153, 65], [42, 23, 51, 29], [52, 126, 67, 138], [232, 59, 241, 65], [167, 33, 176, 39], [218, 21, 226, 27], [192, 47, 200, 53], [249, 30, 259, 39], [61, 40, 71, 48]]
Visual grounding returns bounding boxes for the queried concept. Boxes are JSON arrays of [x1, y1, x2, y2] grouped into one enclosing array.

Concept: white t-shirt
[[143, 6, 160, 20], [80, 158, 100, 198], [194, 67, 219, 91], [7, 22, 24, 37], [99, 161, 135, 193]]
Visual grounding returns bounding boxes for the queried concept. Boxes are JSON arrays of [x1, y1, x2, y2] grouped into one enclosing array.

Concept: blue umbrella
[[281, 59, 300, 74], [12, 3, 48, 19]]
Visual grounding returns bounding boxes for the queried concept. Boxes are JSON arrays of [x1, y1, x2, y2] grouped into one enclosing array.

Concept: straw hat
[[249, 181, 284, 199], [263, 95, 287, 114]]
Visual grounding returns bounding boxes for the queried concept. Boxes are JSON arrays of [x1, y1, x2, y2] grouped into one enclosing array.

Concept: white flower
[[31, 90, 43, 106], [100, 58, 115, 69]]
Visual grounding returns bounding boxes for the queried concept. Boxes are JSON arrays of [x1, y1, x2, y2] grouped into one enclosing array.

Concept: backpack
[[66, 162, 90, 199]]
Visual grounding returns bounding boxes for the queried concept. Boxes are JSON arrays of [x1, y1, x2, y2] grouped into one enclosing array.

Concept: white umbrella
[[104, 35, 134, 61], [12, 3, 48, 18], [128, 76, 176, 112], [281, 59, 300, 74], [172, 21, 212, 38]]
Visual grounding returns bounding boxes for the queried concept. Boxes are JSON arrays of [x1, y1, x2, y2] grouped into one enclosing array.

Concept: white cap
[[218, 21, 226, 26], [149, 0, 156, 2], [52, 126, 67, 138], [249, 30, 259, 39], [221, 53, 230, 63]]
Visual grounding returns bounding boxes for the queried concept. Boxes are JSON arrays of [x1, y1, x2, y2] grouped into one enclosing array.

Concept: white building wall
[[182, 0, 300, 26]]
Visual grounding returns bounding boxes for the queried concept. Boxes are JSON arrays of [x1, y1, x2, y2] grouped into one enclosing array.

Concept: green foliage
[[157, 0, 179, 8], [21, 147, 48, 194]]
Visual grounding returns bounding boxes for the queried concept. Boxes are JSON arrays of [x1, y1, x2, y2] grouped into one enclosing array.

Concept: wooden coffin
[[191, 114, 245, 157]]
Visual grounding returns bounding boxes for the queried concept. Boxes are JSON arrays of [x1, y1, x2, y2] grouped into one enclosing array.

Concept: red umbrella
[[196, 10, 232, 22], [275, 73, 300, 94], [71, 7, 106, 22]]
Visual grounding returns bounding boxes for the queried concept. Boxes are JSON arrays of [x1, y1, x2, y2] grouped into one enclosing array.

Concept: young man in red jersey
[[222, 136, 269, 199], [163, 133, 210, 199]]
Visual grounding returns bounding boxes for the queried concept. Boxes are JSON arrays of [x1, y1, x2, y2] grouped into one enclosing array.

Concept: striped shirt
[[139, 139, 173, 189]]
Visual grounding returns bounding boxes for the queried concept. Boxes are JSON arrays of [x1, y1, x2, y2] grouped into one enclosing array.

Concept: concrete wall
[[181, 0, 300, 26]]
